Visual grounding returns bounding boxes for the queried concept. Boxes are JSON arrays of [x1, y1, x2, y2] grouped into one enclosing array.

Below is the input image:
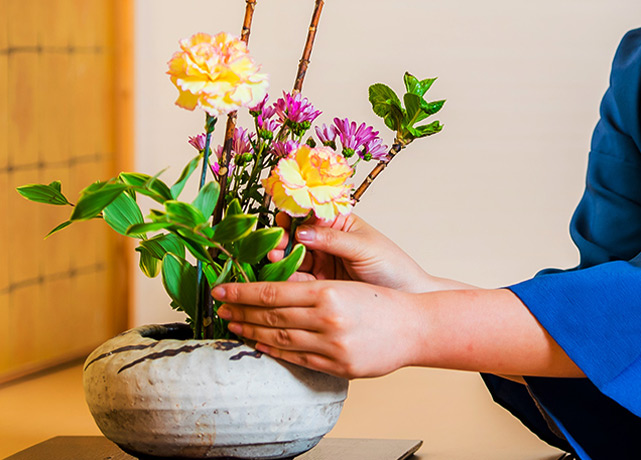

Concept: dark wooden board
[[4, 436, 423, 460]]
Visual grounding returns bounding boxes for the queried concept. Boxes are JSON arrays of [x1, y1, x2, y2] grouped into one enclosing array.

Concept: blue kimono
[[482, 28, 641, 459]]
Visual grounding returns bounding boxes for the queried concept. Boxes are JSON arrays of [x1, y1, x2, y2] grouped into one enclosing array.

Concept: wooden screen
[[0, 0, 132, 382]]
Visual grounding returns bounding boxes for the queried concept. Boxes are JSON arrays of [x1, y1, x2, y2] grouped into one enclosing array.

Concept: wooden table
[[4, 436, 423, 460]]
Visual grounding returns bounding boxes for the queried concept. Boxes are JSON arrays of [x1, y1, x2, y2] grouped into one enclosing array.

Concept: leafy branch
[[353, 72, 445, 202]]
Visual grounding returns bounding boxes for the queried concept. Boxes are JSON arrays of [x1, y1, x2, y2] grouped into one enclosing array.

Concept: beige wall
[[133, 0, 641, 454]]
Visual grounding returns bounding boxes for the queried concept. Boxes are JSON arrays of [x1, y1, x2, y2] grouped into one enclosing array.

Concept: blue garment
[[483, 28, 641, 459]]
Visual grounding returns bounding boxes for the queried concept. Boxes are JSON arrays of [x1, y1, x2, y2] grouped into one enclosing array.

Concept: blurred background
[[2, 0, 640, 457]]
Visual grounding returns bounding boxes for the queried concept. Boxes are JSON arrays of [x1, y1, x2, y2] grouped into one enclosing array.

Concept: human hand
[[270, 212, 432, 293], [212, 280, 422, 379]]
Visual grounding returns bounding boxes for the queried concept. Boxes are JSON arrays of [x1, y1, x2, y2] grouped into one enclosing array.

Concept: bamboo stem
[[293, 0, 324, 93], [260, 0, 326, 224], [351, 139, 407, 203], [205, 0, 258, 339]]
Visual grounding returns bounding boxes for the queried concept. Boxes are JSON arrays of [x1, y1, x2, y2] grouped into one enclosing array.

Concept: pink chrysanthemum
[[333, 118, 385, 160], [274, 92, 321, 125], [188, 134, 208, 152], [315, 124, 337, 147], [271, 140, 300, 158]]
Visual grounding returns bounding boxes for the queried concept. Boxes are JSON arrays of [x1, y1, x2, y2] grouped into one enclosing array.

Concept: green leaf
[[403, 72, 436, 97], [237, 227, 284, 264], [103, 192, 145, 237], [382, 100, 405, 132], [419, 99, 445, 116], [70, 183, 128, 221], [45, 220, 72, 239], [165, 200, 207, 227], [170, 153, 202, 199], [226, 198, 243, 216], [239, 262, 257, 282], [214, 258, 234, 286], [213, 214, 257, 243], [119, 172, 173, 202], [126, 221, 173, 235], [136, 246, 160, 278], [403, 93, 422, 124], [192, 181, 220, 219], [161, 253, 198, 321], [175, 227, 213, 247], [140, 233, 185, 260], [369, 83, 402, 119], [179, 235, 214, 264], [16, 181, 71, 206], [202, 261, 222, 286], [258, 243, 306, 282], [407, 120, 443, 138]]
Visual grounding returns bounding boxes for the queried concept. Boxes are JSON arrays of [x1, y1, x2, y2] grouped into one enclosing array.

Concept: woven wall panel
[[0, 0, 130, 381]]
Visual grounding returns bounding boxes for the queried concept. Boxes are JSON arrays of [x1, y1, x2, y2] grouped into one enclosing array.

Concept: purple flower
[[271, 140, 300, 158], [274, 91, 322, 125], [258, 115, 279, 134], [362, 137, 389, 161], [232, 127, 253, 156], [332, 118, 378, 158], [249, 94, 269, 116], [188, 134, 207, 152], [315, 124, 337, 147]]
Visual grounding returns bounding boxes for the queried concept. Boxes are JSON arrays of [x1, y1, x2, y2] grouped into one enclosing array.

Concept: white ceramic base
[[83, 324, 348, 459]]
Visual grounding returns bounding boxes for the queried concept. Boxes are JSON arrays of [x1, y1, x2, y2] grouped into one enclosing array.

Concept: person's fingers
[[295, 224, 366, 262], [288, 271, 317, 282], [256, 343, 342, 376], [227, 322, 329, 355], [212, 281, 316, 307], [218, 305, 318, 330], [255, 343, 343, 377]]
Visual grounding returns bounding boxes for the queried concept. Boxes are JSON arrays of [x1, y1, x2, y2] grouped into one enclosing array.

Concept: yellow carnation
[[167, 32, 268, 117], [263, 145, 354, 221]]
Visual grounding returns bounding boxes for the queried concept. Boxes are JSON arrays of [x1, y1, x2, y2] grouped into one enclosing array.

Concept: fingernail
[[212, 286, 226, 300], [217, 306, 231, 320], [228, 322, 242, 334], [296, 226, 315, 242]]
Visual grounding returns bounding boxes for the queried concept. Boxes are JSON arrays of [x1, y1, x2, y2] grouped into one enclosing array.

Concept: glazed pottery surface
[[83, 323, 349, 459]]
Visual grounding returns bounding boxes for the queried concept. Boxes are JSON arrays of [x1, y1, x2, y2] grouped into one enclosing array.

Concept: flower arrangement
[[16, 0, 444, 341]]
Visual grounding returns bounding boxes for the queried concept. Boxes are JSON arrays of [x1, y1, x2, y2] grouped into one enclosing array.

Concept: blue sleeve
[[484, 29, 641, 459]]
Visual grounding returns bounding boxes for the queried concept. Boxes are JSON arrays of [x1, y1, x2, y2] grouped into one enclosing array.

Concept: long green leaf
[[45, 220, 72, 239], [213, 214, 257, 243], [192, 181, 220, 219], [103, 192, 145, 237], [161, 253, 197, 321], [237, 228, 284, 264], [136, 246, 160, 278], [258, 243, 306, 282], [119, 172, 173, 202], [70, 183, 128, 221], [170, 153, 202, 199], [165, 200, 207, 227], [126, 221, 173, 235], [139, 233, 185, 259], [16, 181, 71, 206]]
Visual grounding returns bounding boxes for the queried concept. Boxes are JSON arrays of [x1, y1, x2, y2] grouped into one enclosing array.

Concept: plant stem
[[195, 116, 216, 340], [213, 0, 258, 226], [260, 2, 325, 224], [293, 0, 324, 93], [205, 0, 258, 340], [351, 138, 408, 203], [284, 212, 312, 257]]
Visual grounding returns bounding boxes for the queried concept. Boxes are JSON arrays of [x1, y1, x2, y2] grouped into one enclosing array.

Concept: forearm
[[403, 288, 585, 378]]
